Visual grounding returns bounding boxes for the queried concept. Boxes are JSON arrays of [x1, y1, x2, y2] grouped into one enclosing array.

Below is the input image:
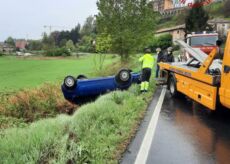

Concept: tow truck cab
[[187, 32, 219, 54], [159, 31, 230, 111], [219, 33, 230, 109]]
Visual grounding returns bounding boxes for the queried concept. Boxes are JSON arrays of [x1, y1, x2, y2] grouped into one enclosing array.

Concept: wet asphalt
[[121, 87, 230, 164]]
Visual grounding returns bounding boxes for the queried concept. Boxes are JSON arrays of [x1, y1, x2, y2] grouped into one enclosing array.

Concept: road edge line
[[134, 87, 167, 164]]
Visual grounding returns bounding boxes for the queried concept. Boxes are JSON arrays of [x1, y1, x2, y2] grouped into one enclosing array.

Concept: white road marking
[[134, 87, 167, 164]]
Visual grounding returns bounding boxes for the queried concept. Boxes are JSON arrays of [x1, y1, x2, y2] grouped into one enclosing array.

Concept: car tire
[[115, 69, 132, 87], [77, 74, 88, 80], [168, 75, 179, 98], [64, 76, 76, 90]]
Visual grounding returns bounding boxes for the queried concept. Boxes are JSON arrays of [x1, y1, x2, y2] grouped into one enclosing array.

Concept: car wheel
[[115, 69, 132, 87], [168, 75, 179, 98], [64, 76, 76, 90], [77, 74, 88, 80]]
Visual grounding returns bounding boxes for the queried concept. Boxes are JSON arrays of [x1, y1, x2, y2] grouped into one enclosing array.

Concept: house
[[0, 42, 14, 53], [151, 0, 187, 17], [15, 39, 27, 50], [0, 42, 3, 52], [208, 18, 230, 38], [151, 0, 223, 17], [152, 0, 164, 12], [155, 24, 186, 42], [155, 18, 230, 41], [151, 0, 174, 12]]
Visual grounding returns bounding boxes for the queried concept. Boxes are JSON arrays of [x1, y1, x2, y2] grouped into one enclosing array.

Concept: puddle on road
[[161, 95, 230, 163]]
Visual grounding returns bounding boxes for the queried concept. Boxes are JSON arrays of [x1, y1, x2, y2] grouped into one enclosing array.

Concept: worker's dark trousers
[[141, 68, 152, 91], [156, 64, 160, 78]]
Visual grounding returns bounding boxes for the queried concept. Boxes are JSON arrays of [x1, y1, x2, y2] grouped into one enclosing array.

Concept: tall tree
[[5, 37, 15, 47], [80, 16, 96, 37], [70, 24, 81, 44], [27, 40, 42, 51], [42, 33, 55, 50], [96, 0, 156, 60], [185, 1, 212, 35], [50, 24, 81, 47]]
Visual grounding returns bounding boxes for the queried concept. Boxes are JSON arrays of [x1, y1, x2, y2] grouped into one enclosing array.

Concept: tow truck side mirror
[[224, 65, 230, 74]]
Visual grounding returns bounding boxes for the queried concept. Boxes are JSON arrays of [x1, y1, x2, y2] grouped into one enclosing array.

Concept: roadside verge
[[0, 82, 155, 163]]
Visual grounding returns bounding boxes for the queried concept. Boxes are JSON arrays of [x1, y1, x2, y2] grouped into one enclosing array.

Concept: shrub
[[150, 34, 173, 51], [0, 84, 75, 123], [45, 48, 71, 57]]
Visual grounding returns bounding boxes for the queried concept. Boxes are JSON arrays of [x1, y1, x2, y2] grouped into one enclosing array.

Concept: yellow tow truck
[[159, 31, 230, 111]]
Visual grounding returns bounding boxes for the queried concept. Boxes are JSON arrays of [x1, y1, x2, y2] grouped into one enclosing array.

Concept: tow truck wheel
[[115, 69, 132, 87], [168, 76, 179, 97]]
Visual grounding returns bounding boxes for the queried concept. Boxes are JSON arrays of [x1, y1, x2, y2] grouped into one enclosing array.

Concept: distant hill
[[156, 1, 229, 30]]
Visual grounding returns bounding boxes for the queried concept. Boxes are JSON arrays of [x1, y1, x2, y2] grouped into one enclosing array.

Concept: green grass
[[0, 115, 27, 129], [0, 83, 155, 163], [0, 55, 116, 92], [205, 2, 225, 18], [0, 54, 156, 162]]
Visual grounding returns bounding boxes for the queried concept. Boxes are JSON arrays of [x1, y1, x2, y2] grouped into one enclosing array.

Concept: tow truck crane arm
[[159, 37, 222, 110]]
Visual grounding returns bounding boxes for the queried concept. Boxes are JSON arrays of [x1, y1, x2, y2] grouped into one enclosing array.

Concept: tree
[[185, 1, 212, 35], [52, 24, 81, 47], [70, 24, 81, 44], [94, 33, 112, 70], [66, 40, 75, 51], [27, 40, 42, 51], [150, 34, 172, 51], [80, 16, 96, 37], [5, 37, 15, 47], [59, 39, 68, 47], [78, 35, 95, 52], [50, 31, 60, 46], [77, 16, 96, 53], [96, 33, 112, 53], [96, 0, 156, 60], [42, 33, 55, 50], [223, 0, 230, 17]]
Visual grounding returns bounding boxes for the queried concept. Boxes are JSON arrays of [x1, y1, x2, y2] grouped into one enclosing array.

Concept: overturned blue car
[[61, 69, 141, 104]]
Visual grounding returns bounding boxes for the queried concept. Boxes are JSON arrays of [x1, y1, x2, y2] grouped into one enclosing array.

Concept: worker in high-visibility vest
[[139, 48, 155, 93]]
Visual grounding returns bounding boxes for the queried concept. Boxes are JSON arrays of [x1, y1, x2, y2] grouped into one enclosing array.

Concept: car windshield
[[190, 36, 218, 46]]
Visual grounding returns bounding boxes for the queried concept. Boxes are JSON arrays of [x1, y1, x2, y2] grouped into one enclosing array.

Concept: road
[[121, 86, 230, 164]]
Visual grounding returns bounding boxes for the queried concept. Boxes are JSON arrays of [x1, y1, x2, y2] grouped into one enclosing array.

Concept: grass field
[[0, 55, 116, 92], [0, 54, 156, 163]]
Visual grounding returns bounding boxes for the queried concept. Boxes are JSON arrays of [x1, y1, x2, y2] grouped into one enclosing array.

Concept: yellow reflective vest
[[139, 53, 155, 69]]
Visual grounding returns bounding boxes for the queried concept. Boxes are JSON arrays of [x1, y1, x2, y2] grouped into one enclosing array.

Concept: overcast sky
[[0, 0, 98, 41]]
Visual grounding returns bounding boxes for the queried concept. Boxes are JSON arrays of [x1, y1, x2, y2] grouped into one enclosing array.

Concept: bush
[[150, 34, 173, 51], [45, 48, 71, 57], [0, 84, 75, 123]]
